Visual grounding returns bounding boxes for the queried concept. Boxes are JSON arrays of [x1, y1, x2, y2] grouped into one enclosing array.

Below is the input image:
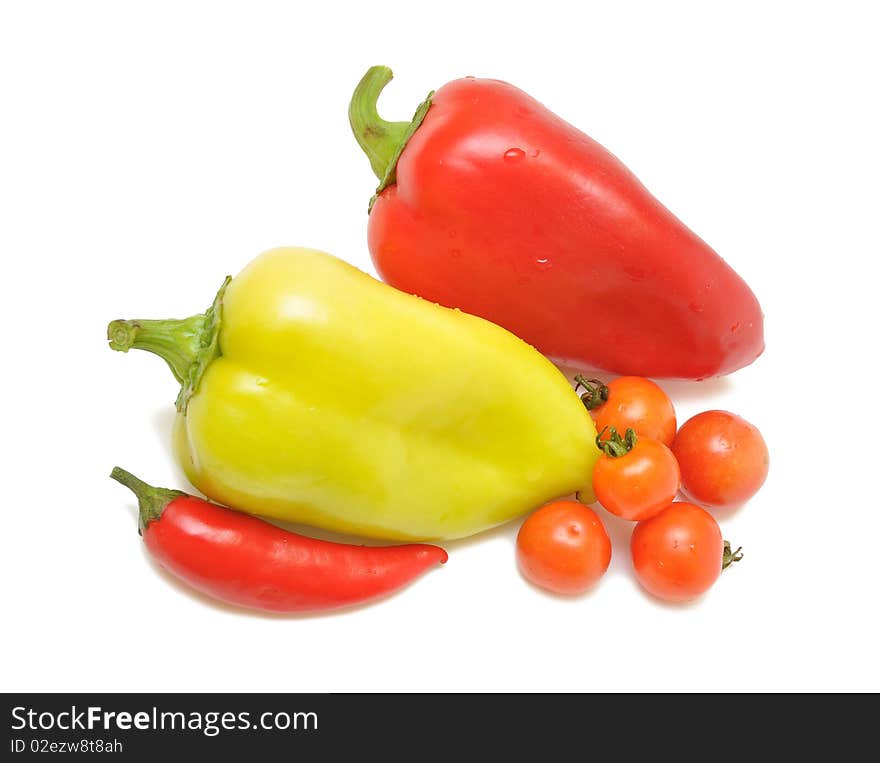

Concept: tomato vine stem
[[574, 374, 609, 410], [595, 426, 637, 458], [722, 541, 744, 570]]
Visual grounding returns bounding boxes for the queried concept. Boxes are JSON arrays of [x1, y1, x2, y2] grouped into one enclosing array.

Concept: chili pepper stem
[[110, 467, 186, 535], [349, 66, 433, 208], [722, 541, 744, 570]]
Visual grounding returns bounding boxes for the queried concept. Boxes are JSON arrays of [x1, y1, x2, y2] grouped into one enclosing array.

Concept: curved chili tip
[[416, 544, 448, 565]]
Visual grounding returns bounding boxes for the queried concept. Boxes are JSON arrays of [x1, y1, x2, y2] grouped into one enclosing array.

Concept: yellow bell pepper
[[107, 247, 598, 540]]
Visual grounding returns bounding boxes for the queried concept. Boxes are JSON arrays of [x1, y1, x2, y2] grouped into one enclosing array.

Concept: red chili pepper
[[110, 468, 447, 613], [349, 67, 764, 380]]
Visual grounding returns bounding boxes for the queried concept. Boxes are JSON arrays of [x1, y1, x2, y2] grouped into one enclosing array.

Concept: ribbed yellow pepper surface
[[108, 248, 598, 540]]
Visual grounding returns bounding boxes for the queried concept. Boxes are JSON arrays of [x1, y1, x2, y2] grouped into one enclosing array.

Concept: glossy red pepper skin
[[358, 71, 764, 379], [111, 469, 447, 613]]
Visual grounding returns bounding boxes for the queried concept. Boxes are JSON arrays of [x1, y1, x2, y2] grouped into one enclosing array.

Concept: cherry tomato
[[672, 410, 769, 508], [631, 502, 735, 602], [591, 428, 680, 521], [516, 500, 611, 595], [578, 375, 676, 446]]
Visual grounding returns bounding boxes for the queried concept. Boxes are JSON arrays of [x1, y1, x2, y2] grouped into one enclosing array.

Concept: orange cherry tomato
[[516, 500, 611, 595], [591, 428, 680, 521], [577, 375, 676, 446], [672, 410, 769, 508], [631, 502, 739, 602]]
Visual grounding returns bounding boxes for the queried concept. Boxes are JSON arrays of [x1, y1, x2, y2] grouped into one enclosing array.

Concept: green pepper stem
[[348, 66, 411, 182], [107, 315, 207, 384], [110, 467, 186, 534], [349, 66, 434, 210], [106, 276, 230, 412]]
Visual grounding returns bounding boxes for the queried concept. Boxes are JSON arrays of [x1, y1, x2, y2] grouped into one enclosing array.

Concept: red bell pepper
[[349, 66, 764, 380]]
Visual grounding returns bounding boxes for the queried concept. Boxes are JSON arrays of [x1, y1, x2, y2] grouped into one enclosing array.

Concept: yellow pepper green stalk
[[107, 248, 598, 540]]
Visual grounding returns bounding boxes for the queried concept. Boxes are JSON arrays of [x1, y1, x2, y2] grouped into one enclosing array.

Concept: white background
[[2, 1, 878, 692]]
